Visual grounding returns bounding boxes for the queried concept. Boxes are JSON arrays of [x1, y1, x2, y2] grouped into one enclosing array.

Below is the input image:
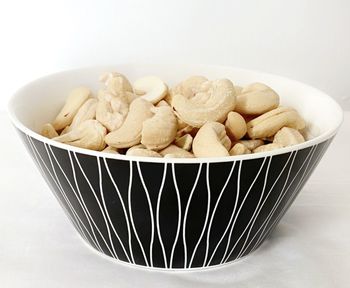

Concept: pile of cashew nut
[[41, 72, 307, 158]]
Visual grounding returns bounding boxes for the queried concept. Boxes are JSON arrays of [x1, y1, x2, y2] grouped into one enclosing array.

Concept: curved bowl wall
[[18, 130, 332, 269]]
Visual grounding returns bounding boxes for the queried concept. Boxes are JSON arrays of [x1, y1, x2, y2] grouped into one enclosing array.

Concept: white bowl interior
[[8, 64, 342, 150]]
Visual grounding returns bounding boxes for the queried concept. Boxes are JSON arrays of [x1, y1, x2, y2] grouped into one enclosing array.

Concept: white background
[[0, 0, 350, 111], [1, 1, 349, 287]]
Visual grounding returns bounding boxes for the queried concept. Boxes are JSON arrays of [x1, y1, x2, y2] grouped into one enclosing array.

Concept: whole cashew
[[105, 98, 154, 148], [273, 127, 305, 147], [141, 106, 178, 150], [52, 87, 91, 131], [192, 122, 231, 157], [70, 98, 98, 130], [41, 123, 58, 139], [247, 107, 305, 139], [126, 147, 161, 157], [172, 79, 236, 127], [253, 143, 283, 153], [53, 119, 106, 151], [225, 111, 247, 140], [175, 134, 193, 151], [133, 76, 168, 104], [96, 97, 129, 132], [159, 145, 194, 158], [229, 143, 251, 156], [238, 139, 264, 150], [235, 83, 279, 115]]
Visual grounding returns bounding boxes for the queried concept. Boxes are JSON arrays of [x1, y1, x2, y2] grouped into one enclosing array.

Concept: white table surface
[[0, 112, 349, 288]]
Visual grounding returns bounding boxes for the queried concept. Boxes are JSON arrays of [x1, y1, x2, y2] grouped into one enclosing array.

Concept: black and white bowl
[[8, 64, 343, 270]]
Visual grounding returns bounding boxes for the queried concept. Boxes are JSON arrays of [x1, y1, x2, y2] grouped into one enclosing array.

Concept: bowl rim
[[7, 64, 344, 164]]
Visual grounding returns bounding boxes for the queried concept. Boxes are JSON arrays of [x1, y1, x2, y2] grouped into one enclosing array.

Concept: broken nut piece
[[273, 127, 305, 147]]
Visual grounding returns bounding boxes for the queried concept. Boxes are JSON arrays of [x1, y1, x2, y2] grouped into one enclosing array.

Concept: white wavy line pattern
[[23, 132, 330, 268], [27, 136, 101, 251]]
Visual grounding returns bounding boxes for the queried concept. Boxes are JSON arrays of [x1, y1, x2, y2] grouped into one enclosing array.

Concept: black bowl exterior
[[19, 130, 332, 269]]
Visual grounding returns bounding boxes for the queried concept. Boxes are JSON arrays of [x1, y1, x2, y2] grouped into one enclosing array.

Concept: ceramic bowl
[[8, 64, 343, 269]]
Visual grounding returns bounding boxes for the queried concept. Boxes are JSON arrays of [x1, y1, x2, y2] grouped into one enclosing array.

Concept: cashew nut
[[96, 97, 129, 132], [238, 139, 264, 150], [102, 146, 119, 154], [167, 76, 208, 104], [105, 98, 154, 148], [192, 122, 231, 157], [133, 76, 168, 104], [52, 87, 91, 131], [253, 143, 283, 153], [70, 98, 98, 131], [175, 134, 193, 151], [225, 111, 247, 140], [235, 85, 243, 95], [172, 79, 236, 127], [176, 125, 194, 138], [53, 120, 106, 151], [159, 145, 194, 158], [247, 107, 305, 139], [235, 83, 279, 115], [60, 125, 70, 135], [41, 123, 59, 139], [229, 143, 251, 156], [126, 147, 161, 157], [99, 72, 133, 94], [273, 127, 305, 147], [141, 106, 178, 150], [155, 100, 170, 107]]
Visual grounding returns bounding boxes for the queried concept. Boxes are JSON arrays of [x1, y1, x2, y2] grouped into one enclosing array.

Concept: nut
[[273, 127, 305, 147], [238, 139, 264, 150], [253, 143, 283, 153], [60, 125, 70, 135], [225, 111, 247, 140], [192, 122, 231, 157], [133, 76, 168, 104], [98, 88, 136, 104], [70, 98, 98, 130], [176, 125, 194, 138], [96, 97, 129, 132], [141, 106, 178, 150], [41, 123, 59, 139], [235, 85, 243, 95], [155, 100, 170, 107], [52, 87, 91, 131], [102, 146, 119, 154], [172, 79, 236, 127], [247, 107, 305, 139], [229, 143, 251, 156], [167, 75, 208, 104], [235, 83, 279, 115], [53, 119, 106, 151], [126, 147, 161, 157], [99, 72, 133, 94], [175, 134, 193, 151], [105, 98, 154, 148], [159, 145, 194, 158]]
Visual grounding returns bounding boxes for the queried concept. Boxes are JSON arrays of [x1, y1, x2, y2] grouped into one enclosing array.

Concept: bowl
[[8, 64, 343, 270]]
